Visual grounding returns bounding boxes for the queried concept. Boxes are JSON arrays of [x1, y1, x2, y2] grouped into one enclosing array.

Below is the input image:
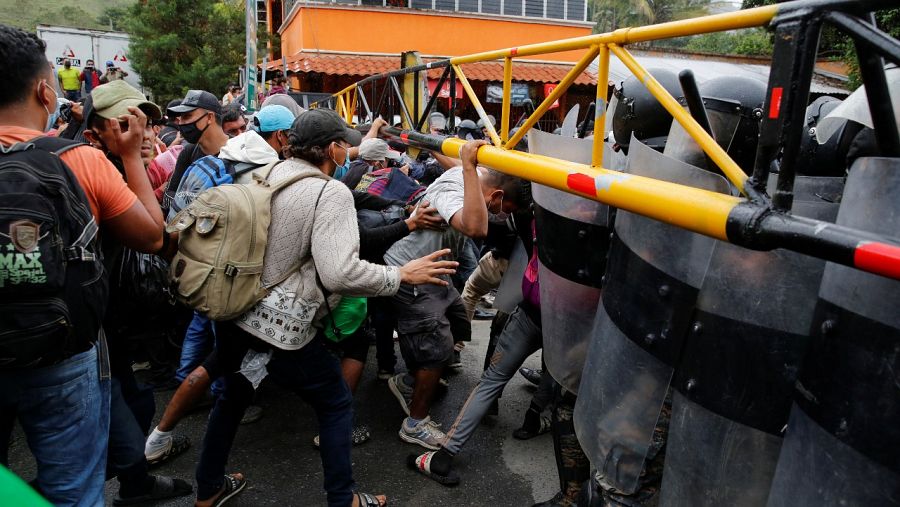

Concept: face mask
[[488, 194, 509, 224], [331, 143, 350, 178], [41, 83, 60, 133], [178, 114, 209, 144]]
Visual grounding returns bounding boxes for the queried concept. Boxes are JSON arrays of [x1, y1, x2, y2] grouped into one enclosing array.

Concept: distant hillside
[[0, 0, 134, 32]]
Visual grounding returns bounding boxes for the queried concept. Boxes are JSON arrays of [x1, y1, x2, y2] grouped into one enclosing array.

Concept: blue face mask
[[331, 143, 350, 179], [42, 83, 60, 133]]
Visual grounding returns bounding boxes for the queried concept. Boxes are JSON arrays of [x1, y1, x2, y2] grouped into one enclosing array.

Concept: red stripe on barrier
[[855, 241, 900, 280], [511, 48, 518, 57], [769, 87, 783, 119], [567, 173, 595, 195]]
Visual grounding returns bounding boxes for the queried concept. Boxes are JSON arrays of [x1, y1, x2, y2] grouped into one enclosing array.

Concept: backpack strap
[[266, 180, 331, 289], [28, 136, 86, 156], [250, 161, 281, 183], [21, 136, 97, 262], [231, 161, 265, 177]]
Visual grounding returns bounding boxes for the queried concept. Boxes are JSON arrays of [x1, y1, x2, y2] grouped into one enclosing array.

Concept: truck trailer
[[36, 24, 144, 95]]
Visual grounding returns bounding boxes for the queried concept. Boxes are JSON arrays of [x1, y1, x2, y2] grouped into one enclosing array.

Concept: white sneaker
[[399, 417, 447, 450]]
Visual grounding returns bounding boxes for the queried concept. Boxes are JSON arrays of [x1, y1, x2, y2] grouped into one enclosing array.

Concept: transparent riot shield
[[659, 176, 843, 507], [573, 136, 729, 495], [529, 128, 611, 393], [492, 240, 527, 314], [663, 108, 742, 171], [767, 157, 900, 507]]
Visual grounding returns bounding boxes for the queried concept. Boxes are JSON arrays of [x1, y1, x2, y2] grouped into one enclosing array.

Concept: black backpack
[[0, 136, 108, 369]]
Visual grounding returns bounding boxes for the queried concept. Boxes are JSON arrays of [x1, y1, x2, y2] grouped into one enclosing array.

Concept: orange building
[[261, 0, 598, 126]]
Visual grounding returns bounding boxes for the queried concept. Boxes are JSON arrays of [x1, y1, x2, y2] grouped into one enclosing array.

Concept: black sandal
[[201, 474, 246, 507], [356, 491, 387, 506], [407, 452, 460, 486], [112, 475, 193, 505]]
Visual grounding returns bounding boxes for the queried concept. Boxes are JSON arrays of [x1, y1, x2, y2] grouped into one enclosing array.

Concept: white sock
[[144, 427, 173, 458]]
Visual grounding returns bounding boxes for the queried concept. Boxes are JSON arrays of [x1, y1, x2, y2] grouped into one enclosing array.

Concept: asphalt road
[[8, 319, 559, 506]]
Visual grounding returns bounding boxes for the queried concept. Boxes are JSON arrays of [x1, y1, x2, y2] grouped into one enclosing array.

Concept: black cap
[[290, 109, 362, 147], [169, 90, 221, 115]]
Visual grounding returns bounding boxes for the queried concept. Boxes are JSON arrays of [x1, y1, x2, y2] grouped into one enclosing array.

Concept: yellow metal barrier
[[307, 0, 900, 281]]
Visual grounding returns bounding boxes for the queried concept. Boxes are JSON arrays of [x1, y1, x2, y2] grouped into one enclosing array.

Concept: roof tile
[[268, 52, 596, 86]]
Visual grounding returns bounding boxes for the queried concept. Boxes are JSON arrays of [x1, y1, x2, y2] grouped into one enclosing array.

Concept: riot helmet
[[507, 126, 528, 151], [611, 68, 682, 153], [456, 119, 482, 140], [664, 75, 766, 174], [794, 95, 862, 177]]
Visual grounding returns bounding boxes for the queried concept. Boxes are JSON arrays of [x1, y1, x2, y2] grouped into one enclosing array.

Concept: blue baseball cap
[[254, 105, 295, 133]]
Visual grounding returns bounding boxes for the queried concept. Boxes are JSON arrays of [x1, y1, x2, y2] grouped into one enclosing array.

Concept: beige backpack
[[166, 162, 327, 321]]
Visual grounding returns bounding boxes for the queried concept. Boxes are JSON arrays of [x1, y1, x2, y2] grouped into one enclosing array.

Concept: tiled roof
[[267, 52, 596, 86]]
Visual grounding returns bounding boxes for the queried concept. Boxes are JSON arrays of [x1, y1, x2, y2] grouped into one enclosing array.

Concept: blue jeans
[[443, 307, 547, 455], [177, 312, 224, 395], [0, 346, 110, 506], [196, 322, 354, 506], [106, 376, 150, 495]]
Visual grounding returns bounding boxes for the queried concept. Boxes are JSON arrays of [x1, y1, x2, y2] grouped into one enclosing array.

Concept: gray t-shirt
[[384, 167, 470, 270]]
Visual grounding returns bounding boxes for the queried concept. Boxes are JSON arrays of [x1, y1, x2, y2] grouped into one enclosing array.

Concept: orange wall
[[279, 6, 591, 63]]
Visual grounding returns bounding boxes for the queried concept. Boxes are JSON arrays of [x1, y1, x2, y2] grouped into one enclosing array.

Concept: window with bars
[[482, 0, 501, 14], [308, 0, 587, 21], [458, 0, 478, 12]]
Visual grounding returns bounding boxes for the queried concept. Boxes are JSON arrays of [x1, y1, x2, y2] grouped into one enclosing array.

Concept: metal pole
[[611, 44, 761, 200], [592, 44, 609, 167], [507, 47, 598, 151], [454, 65, 503, 147], [501, 57, 513, 144], [416, 66, 451, 131], [850, 13, 900, 157], [769, 16, 823, 211], [380, 126, 900, 282]]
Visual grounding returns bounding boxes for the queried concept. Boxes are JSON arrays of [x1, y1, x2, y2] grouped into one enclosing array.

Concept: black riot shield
[[659, 176, 843, 507], [529, 128, 612, 393], [767, 157, 900, 507], [573, 137, 729, 495]]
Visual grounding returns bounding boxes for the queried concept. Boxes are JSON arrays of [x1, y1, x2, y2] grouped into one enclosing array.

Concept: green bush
[[685, 28, 773, 56]]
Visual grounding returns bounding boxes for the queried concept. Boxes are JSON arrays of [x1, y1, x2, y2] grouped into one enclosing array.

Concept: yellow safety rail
[[309, 0, 900, 281], [322, 3, 778, 197]]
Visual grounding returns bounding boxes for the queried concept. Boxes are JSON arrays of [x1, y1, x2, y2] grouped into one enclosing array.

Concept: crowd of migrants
[[2, 20, 885, 507], [0, 23, 579, 507]]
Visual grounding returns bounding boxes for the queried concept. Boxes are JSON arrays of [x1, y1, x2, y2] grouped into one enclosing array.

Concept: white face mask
[[488, 193, 509, 224], [40, 82, 59, 133]]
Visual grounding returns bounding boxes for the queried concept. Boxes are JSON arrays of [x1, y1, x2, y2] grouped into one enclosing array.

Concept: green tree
[[840, 9, 900, 90], [97, 6, 129, 31], [124, 0, 245, 102], [591, 0, 710, 33], [685, 28, 773, 56]]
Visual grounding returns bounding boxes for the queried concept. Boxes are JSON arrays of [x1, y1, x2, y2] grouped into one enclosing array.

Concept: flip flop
[[356, 491, 387, 506], [112, 475, 193, 505], [198, 474, 246, 507], [407, 452, 460, 486]]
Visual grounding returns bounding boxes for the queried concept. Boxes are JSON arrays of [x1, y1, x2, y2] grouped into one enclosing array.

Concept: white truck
[[36, 25, 144, 95]]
